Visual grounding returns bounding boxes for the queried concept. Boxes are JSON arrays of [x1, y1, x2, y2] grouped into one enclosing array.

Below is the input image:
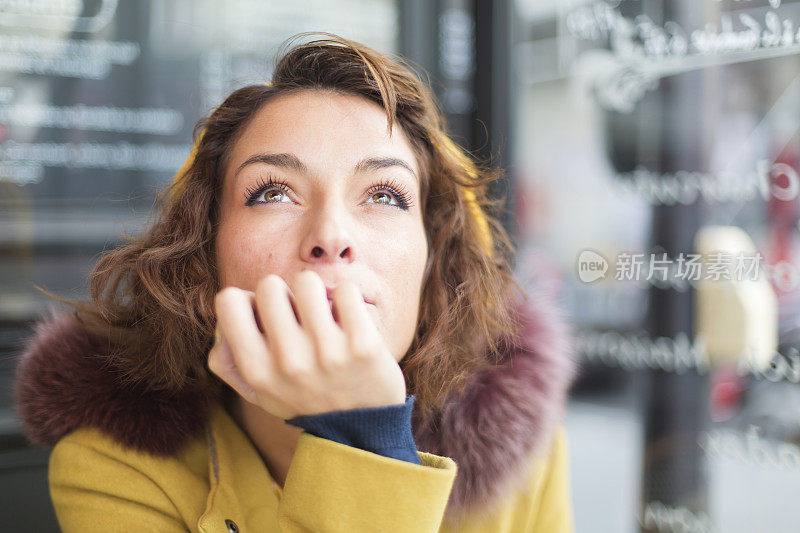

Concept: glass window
[[514, 0, 800, 531]]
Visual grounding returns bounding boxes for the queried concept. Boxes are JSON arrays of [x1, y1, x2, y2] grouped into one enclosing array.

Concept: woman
[[13, 32, 578, 532]]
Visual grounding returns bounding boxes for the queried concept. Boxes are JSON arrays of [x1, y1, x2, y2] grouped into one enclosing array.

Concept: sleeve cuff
[[284, 395, 421, 464]]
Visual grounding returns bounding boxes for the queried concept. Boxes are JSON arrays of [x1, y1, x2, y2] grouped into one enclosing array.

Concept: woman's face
[[215, 89, 428, 362]]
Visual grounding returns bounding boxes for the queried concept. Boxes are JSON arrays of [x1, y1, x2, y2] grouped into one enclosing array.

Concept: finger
[[332, 281, 377, 343], [208, 330, 258, 405], [254, 274, 310, 371], [290, 270, 339, 349], [215, 286, 274, 388]]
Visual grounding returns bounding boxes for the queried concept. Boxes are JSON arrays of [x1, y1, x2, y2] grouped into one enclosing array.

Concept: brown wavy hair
[[35, 31, 524, 423]]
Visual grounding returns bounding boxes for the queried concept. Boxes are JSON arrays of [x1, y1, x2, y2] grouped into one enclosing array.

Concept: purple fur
[[413, 287, 579, 524], [12, 304, 209, 456], [13, 288, 578, 524]]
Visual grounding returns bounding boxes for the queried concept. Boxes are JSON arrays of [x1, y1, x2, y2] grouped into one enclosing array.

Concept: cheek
[[216, 217, 291, 290], [389, 223, 427, 288], [375, 224, 427, 332]]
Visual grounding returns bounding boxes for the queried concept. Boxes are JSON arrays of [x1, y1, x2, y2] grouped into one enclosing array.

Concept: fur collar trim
[[13, 286, 577, 523]]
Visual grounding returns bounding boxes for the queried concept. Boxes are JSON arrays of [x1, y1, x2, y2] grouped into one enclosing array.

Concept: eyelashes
[[243, 175, 291, 206], [365, 178, 413, 210], [242, 173, 414, 210]]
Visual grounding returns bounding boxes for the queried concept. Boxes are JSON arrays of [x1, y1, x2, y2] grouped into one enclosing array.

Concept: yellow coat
[[48, 400, 574, 532], [15, 293, 578, 532]]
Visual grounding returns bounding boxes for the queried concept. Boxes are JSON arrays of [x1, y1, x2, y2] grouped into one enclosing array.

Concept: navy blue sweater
[[284, 395, 421, 465]]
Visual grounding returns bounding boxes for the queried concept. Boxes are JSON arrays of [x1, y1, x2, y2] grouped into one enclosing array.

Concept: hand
[[208, 270, 407, 419]]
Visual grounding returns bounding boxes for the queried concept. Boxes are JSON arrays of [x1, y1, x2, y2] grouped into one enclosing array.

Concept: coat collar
[[13, 284, 577, 522], [198, 401, 281, 530]]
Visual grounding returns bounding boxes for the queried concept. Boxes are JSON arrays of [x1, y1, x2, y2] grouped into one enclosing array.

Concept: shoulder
[[514, 423, 571, 504], [50, 423, 202, 466], [517, 423, 573, 531], [46, 425, 207, 531], [439, 424, 573, 532], [49, 423, 210, 505]]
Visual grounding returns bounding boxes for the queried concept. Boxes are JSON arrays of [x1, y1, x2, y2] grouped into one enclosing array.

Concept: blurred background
[[1, 0, 799, 531]]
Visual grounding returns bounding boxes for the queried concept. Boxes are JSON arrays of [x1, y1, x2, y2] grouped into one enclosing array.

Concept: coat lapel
[[198, 402, 279, 531]]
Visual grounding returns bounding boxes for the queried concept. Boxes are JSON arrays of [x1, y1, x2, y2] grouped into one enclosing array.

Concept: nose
[[302, 205, 355, 263]]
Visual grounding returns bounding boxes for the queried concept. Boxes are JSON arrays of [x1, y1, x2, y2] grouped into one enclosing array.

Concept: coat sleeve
[[527, 424, 575, 533], [48, 429, 188, 533], [277, 430, 458, 532]]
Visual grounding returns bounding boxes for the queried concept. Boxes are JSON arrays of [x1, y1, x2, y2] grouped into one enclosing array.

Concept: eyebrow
[[233, 152, 418, 183]]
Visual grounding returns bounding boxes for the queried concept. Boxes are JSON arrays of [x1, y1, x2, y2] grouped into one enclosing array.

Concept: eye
[[242, 175, 414, 211], [244, 175, 292, 206], [365, 179, 413, 211]]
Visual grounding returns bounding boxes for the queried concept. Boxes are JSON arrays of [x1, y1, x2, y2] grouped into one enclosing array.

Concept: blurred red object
[[710, 363, 747, 422]]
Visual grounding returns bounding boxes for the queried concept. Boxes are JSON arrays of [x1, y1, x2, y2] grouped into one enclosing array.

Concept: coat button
[[225, 518, 239, 532]]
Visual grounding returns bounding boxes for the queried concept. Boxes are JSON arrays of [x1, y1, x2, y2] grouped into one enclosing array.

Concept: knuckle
[[296, 269, 321, 290], [214, 289, 227, 308], [320, 352, 347, 373], [255, 275, 270, 295], [300, 269, 320, 281], [246, 371, 270, 391], [291, 270, 306, 286], [256, 275, 291, 315], [334, 282, 355, 301], [207, 345, 232, 376], [344, 280, 360, 295], [255, 277, 273, 304], [258, 273, 283, 293], [279, 361, 310, 381], [215, 286, 239, 308], [207, 350, 219, 374], [348, 337, 374, 361]]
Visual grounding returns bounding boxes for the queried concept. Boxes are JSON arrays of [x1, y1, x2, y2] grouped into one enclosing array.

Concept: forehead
[[225, 90, 420, 182]]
